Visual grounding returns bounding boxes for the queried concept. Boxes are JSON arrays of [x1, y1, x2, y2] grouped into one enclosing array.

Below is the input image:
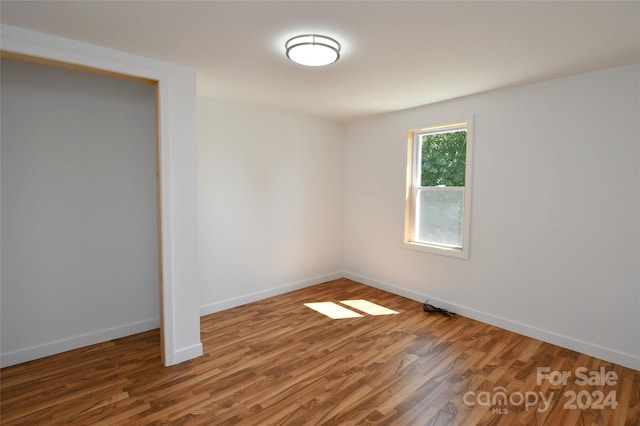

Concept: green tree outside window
[[421, 131, 467, 187]]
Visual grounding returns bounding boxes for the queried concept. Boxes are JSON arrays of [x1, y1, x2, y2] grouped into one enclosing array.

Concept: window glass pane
[[416, 189, 463, 247], [421, 130, 467, 187]]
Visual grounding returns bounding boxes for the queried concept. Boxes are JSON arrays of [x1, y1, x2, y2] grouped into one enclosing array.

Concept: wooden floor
[[1, 278, 639, 425]]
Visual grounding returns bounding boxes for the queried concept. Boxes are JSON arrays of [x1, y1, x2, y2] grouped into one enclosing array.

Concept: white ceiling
[[2, 1, 639, 122]]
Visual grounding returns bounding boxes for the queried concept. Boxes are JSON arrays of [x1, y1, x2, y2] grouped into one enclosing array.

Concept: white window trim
[[403, 117, 474, 259]]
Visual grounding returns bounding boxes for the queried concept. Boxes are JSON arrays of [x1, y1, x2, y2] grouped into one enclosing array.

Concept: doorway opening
[[0, 51, 166, 365]]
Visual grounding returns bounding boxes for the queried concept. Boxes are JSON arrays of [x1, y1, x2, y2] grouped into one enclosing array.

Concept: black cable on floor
[[423, 299, 455, 317]]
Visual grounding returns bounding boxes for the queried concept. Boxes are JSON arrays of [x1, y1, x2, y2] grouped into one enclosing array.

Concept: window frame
[[403, 118, 473, 259]]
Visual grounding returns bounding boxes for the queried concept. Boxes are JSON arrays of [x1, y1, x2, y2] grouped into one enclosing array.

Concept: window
[[404, 119, 473, 259]]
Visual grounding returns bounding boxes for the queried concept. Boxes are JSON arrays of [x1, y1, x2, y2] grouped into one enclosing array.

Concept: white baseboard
[[8, 272, 635, 371], [168, 342, 204, 366], [0, 318, 160, 368], [343, 271, 640, 371], [200, 271, 343, 317]]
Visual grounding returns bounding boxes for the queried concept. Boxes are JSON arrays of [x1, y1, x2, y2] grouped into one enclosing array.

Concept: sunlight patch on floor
[[304, 299, 399, 319], [304, 302, 364, 319], [340, 299, 399, 316]]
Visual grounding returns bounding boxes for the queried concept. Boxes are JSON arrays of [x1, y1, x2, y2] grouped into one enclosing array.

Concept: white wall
[[1, 57, 159, 363], [343, 64, 640, 370], [198, 98, 344, 314], [1, 25, 202, 367]]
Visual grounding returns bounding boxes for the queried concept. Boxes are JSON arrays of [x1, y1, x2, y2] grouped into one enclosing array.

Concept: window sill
[[402, 241, 469, 260]]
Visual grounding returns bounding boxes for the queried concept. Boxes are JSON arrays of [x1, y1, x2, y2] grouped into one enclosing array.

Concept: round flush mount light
[[285, 34, 341, 66]]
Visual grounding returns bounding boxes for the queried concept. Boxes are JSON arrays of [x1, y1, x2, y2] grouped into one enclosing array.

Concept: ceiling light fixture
[[285, 34, 341, 67]]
